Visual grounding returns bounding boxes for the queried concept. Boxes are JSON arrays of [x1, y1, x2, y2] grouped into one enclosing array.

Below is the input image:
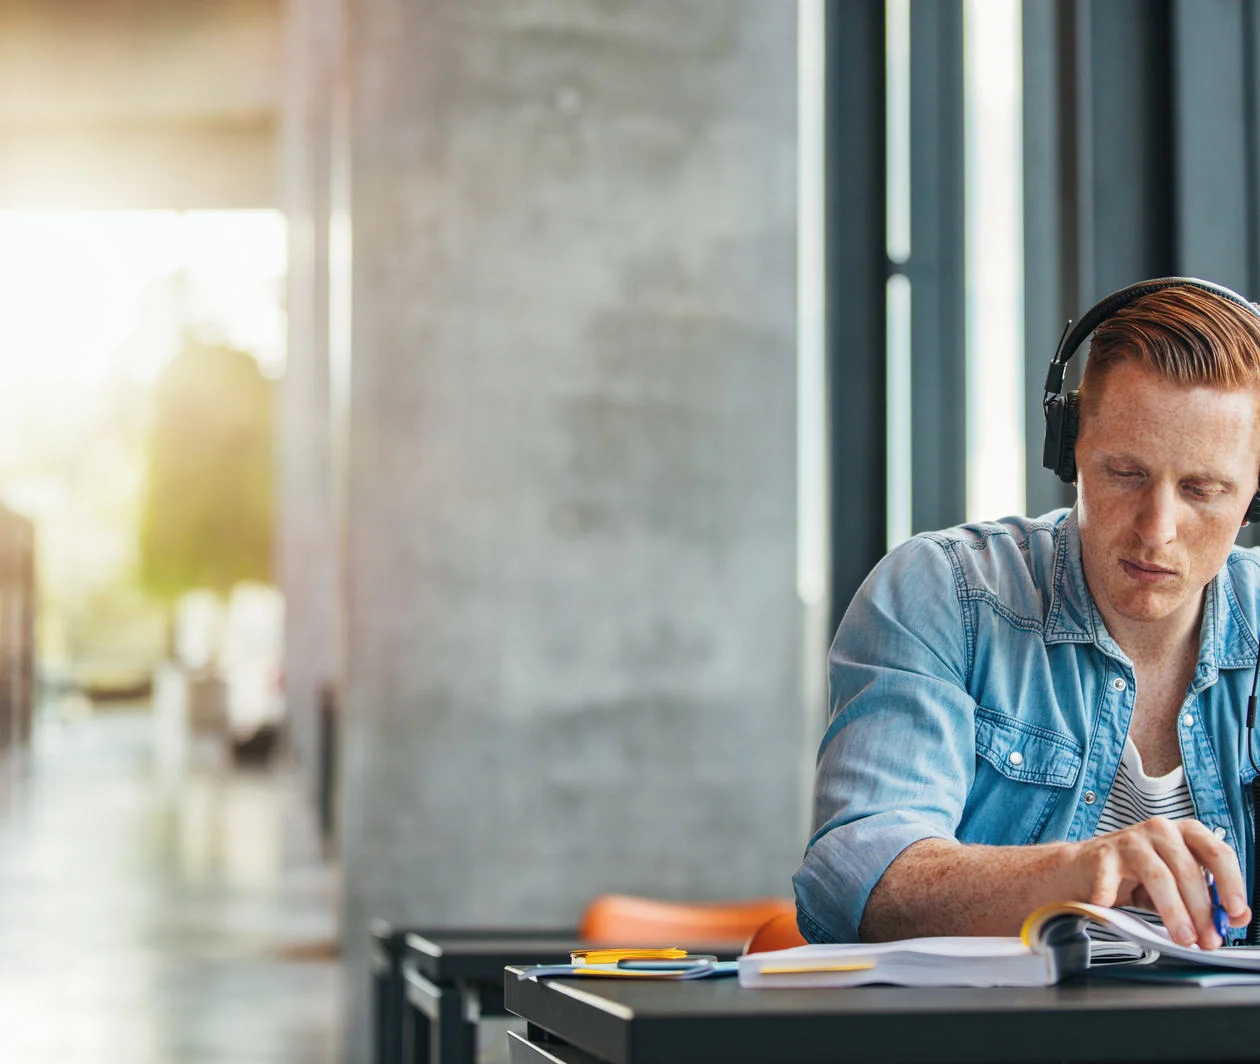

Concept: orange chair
[[578, 893, 796, 949], [744, 910, 808, 954]]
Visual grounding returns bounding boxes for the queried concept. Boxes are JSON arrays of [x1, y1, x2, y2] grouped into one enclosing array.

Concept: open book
[[738, 902, 1260, 989]]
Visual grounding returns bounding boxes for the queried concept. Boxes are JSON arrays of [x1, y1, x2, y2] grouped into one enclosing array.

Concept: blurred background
[[0, 0, 1256, 1061]]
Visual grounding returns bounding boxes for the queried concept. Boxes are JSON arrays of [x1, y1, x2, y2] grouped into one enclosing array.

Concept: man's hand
[[1076, 818, 1250, 949]]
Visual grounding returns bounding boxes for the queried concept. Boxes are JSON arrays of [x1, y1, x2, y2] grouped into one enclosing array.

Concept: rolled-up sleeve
[[793, 535, 977, 943]]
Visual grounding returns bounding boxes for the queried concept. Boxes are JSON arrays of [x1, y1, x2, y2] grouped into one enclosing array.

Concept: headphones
[[1041, 276, 1260, 523]]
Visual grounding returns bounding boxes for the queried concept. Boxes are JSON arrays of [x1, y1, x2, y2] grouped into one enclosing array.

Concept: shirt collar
[[1215, 553, 1260, 671], [1044, 508, 1103, 647]]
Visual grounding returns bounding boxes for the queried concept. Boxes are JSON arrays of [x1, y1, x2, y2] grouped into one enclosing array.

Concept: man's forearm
[[859, 837, 1085, 941], [858, 819, 1249, 949]]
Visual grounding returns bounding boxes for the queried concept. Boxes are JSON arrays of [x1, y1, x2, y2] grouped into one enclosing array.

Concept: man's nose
[[1134, 483, 1178, 544]]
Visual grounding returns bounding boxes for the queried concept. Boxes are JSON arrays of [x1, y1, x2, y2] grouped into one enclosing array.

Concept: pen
[[1207, 871, 1230, 941], [617, 956, 718, 970]]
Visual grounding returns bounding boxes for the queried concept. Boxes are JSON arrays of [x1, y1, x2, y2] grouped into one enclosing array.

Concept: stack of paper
[[738, 936, 1063, 989]]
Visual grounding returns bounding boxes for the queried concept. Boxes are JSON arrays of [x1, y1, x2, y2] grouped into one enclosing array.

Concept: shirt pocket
[[967, 706, 1084, 844], [975, 707, 1083, 786]]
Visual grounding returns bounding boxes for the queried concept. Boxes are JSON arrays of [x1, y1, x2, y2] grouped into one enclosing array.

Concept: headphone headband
[[1043, 276, 1260, 399], [1040, 276, 1260, 525]]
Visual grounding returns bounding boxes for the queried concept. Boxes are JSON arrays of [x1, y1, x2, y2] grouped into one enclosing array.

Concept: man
[[793, 281, 1260, 950]]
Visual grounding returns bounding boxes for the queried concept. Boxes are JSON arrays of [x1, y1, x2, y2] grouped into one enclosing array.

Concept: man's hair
[[1078, 286, 1260, 417]]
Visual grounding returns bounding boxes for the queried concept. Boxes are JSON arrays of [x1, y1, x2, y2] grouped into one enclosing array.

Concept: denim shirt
[[792, 508, 1260, 944]]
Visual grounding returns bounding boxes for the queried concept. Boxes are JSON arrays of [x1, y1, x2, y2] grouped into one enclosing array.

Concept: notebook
[[738, 901, 1260, 989]]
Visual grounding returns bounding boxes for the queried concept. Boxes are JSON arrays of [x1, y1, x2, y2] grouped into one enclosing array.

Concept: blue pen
[[1207, 871, 1230, 941]]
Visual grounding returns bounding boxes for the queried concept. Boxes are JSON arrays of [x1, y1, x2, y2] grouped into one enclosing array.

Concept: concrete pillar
[[279, 0, 340, 796], [338, 3, 800, 1057]]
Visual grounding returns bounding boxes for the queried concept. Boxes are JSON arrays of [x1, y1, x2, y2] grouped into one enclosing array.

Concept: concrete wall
[[338, 2, 801, 1058]]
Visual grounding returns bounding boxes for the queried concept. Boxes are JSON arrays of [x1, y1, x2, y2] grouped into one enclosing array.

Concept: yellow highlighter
[[569, 947, 688, 965]]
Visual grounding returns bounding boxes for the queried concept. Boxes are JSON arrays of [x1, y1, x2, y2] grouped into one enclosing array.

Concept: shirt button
[[1007, 751, 1024, 767], [1182, 713, 1195, 728], [1112, 677, 1127, 692], [1213, 826, 1228, 840], [1083, 790, 1097, 804]]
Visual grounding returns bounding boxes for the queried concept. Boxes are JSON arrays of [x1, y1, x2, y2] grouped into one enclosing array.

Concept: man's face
[[1075, 359, 1260, 640]]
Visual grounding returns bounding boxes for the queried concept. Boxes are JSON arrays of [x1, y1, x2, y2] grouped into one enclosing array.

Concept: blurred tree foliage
[[139, 337, 274, 599]]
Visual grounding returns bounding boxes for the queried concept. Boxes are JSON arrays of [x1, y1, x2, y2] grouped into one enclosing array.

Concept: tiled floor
[[0, 703, 343, 1063]]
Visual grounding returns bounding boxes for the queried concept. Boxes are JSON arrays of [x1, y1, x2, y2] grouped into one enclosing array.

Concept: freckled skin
[[1076, 360, 1260, 660], [860, 362, 1260, 948]]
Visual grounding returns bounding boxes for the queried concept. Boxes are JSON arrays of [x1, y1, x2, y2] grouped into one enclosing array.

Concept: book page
[[1026, 902, 1260, 970]]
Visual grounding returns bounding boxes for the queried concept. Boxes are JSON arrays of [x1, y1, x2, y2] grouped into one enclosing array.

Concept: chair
[[743, 909, 808, 954], [578, 893, 796, 949]]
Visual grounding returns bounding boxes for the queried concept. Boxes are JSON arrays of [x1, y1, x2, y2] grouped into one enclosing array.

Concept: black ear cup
[[1042, 278, 1260, 491], [1042, 391, 1080, 483]]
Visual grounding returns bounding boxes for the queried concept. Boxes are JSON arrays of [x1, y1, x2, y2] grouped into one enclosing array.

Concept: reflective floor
[[0, 704, 343, 1063]]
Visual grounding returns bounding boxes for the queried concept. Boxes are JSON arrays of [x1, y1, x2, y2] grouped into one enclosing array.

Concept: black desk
[[369, 922, 576, 1064], [504, 966, 1260, 1064]]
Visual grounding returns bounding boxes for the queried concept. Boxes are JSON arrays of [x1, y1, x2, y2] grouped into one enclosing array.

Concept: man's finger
[[1121, 842, 1196, 946], [1181, 825, 1250, 920], [1150, 829, 1220, 948], [1088, 852, 1122, 908]]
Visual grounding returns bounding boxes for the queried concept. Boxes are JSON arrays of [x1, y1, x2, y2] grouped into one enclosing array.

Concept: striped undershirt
[[1093, 737, 1196, 836], [1089, 737, 1195, 946]]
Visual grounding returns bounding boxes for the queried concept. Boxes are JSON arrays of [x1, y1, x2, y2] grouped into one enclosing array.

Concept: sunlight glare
[[0, 209, 287, 389], [0, 213, 140, 387]]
